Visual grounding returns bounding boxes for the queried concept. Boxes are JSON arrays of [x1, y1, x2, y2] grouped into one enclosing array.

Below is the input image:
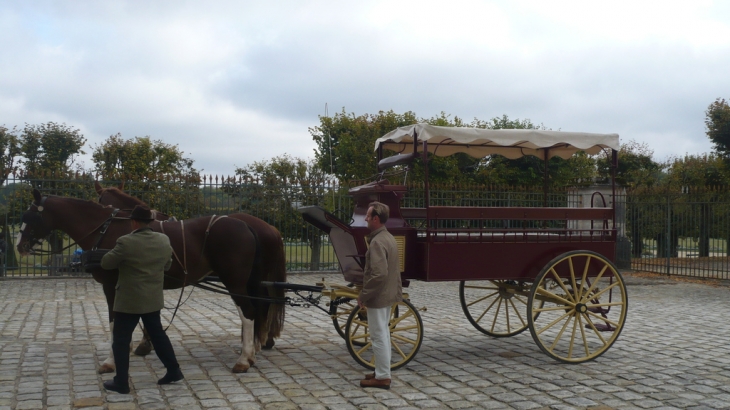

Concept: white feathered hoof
[[98, 363, 115, 374]]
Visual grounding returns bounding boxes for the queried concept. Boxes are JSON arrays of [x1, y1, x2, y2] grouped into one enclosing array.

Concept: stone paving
[[2, 272, 730, 409]]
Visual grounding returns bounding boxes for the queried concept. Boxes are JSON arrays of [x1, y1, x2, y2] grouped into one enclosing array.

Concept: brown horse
[[93, 182, 287, 352], [17, 189, 284, 374]]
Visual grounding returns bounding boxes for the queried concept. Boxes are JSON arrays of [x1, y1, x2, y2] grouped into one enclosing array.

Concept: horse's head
[[94, 181, 130, 209], [94, 181, 172, 221], [17, 189, 53, 256]]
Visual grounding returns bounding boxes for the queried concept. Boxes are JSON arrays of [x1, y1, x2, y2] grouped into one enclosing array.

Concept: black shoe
[[157, 368, 184, 385], [103, 379, 130, 394]]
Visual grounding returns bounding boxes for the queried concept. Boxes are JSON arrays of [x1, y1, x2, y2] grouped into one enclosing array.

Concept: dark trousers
[[112, 311, 179, 386]]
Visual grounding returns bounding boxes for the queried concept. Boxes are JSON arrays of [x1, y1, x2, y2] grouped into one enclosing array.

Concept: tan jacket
[[359, 226, 402, 309], [101, 227, 173, 314]]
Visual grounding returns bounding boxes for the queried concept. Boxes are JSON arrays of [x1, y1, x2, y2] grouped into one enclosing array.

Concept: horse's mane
[[99, 187, 145, 205], [49, 194, 112, 210]]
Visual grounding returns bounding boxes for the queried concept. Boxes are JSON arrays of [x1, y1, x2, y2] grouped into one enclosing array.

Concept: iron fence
[[2, 174, 729, 280], [626, 186, 730, 278]]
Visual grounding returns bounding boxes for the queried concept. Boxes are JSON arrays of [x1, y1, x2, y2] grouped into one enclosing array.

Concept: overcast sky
[[1, 1, 729, 176]]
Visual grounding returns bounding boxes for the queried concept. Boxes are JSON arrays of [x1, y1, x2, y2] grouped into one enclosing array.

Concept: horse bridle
[[21, 196, 124, 254]]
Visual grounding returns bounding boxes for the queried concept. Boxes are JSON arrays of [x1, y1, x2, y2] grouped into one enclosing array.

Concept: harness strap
[[92, 209, 119, 251], [160, 220, 188, 278], [200, 215, 226, 259], [159, 219, 189, 331]]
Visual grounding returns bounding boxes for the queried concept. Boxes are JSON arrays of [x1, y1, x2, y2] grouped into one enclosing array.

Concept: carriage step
[[202, 275, 221, 282]]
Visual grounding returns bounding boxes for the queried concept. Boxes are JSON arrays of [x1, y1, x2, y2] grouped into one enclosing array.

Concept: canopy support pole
[[543, 150, 549, 207]]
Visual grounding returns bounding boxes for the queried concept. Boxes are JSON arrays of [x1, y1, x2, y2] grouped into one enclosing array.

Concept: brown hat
[[130, 205, 154, 222]]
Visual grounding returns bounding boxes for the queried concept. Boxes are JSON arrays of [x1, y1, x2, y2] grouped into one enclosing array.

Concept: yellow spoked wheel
[[527, 251, 628, 363], [459, 280, 537, 337], [329, 297, 364, 345], [345, 299, 423, 370]]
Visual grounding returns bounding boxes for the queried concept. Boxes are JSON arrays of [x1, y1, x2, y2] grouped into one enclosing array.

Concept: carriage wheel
[[527, 251, 628, 363], [459, 280, 538, 337], [329, 297, 366, 346], [344, 299, 423, 370]]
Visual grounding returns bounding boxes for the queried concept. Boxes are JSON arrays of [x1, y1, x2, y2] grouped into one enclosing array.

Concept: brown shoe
[[364, 372, 375, 380], [360, 377, 391, 389]]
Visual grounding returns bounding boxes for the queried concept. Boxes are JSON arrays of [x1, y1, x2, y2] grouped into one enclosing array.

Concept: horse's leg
[[234, 306, 256, 373], [134, 324, 153, 356], [98, 280, 117, 374]]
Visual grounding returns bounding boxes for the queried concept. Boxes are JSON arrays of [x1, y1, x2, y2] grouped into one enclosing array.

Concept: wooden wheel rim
[[460, 280, 536, 337], [330, 297, 364, 344], [527, 251, 628, 363], [344, 299, 424, 370]]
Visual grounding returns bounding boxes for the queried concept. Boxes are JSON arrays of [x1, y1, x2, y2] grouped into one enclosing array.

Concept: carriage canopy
[[374, 123, 620, 160]]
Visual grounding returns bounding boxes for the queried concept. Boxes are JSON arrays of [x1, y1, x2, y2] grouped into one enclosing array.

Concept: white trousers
[[368, 305, 392, 380]]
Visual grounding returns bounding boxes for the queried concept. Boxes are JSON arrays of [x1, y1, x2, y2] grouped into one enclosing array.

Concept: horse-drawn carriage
[[298, 123, 627, 367], [16, 123, 626, 375]]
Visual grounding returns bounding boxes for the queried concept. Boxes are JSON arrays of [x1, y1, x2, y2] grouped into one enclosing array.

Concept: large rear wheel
[[345, 299, 423, 370], [527, 251, 628, 363]]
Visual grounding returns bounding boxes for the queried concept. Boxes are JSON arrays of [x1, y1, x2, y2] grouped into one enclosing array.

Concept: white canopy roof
[[375, 123, 619, 159]]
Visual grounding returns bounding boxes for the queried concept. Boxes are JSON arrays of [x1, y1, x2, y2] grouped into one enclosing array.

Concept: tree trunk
[[309, 235, 321, 271], [698, 203, 711, 257]]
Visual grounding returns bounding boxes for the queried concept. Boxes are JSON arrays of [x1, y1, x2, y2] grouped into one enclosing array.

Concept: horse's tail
[[264, 226, 287, 342], [246, 226, 268, 349]]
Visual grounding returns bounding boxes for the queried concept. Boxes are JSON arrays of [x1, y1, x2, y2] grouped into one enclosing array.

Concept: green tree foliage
[[92, 134, 201, 219], [232, 155, 334, 270], [665, 153, 729, 188], [19, 122, 86, 177], [310, 109, 418, 181], [310, 110, 590, 186], [706, 98, 730, 160], [464, 116, 596, 187], [0, 126, 21, 184], [597, 140, 663, 188], [92, 134, 197, 180]]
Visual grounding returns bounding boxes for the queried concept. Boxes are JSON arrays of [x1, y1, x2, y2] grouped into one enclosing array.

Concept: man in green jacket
[[101, 205, 183, 394]]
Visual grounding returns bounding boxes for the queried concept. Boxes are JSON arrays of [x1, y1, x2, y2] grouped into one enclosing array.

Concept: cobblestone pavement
[[2, 271, 730, 410]]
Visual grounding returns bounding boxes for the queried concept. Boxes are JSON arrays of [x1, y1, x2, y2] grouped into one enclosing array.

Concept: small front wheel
[[345, 299, 423, 370]]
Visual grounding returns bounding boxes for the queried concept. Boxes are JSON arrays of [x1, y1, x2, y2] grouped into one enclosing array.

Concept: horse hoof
[[263, 339, 275, 350], [232, 363, 250, 373], [98, 363, 115, 374], [134, 342, 153, 356]]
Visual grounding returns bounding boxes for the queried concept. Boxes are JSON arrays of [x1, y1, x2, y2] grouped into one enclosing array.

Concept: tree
[[310, 110, 587, 186], [0, 125, 21, 185], [92, 135, 201, 218], [706, 98, 730, 160], [232, 155, 334, 270], [92, 134, 197, 180], [310, 109, 418, 182], [597, 140, 663, 188], [664, 154, 730, 257], [19, 122, 86, 177], [664, 153, 729, 188]]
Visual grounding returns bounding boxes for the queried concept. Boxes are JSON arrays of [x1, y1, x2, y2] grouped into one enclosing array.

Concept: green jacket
[[101, 227, 173, 314]]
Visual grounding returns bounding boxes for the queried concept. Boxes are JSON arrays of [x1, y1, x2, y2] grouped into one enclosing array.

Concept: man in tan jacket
[[101, 205, 182, 394], [357, 201, 402, 389]]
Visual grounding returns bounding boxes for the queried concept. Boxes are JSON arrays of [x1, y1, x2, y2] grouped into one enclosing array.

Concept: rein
[[25, 200, 124, 255], [158, 215, 228, 328]]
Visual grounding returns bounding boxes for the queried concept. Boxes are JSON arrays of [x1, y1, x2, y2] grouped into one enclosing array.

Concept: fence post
[[665, 194, 671, 276]]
